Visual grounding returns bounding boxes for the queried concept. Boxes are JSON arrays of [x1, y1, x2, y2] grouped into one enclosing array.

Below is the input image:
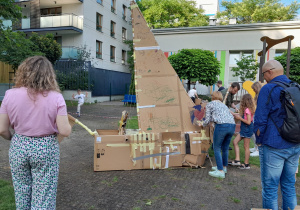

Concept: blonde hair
[[211, 91, 223, 102], [251, 81, 262, 105], [239, 94, 256, 117], [14, 56, 61, 98]]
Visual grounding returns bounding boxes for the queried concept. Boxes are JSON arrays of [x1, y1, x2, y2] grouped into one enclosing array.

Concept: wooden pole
[[259, 38, 267, 82]]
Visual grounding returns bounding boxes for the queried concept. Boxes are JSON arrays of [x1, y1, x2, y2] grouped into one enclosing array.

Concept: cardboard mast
[[130, 2, 200, 133]]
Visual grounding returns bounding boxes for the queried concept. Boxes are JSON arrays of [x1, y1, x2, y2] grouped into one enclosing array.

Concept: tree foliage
[[231, 54, 259, 82], [0, 0, 22, 30], [168, 49, 221, 87], [124, 39, 135, 95], [29, 33, 62, 64], [275, 47, 300, 84], [137, 0, 208, 28], [0, 30, 42, 70], [217, 0, 300, 25]]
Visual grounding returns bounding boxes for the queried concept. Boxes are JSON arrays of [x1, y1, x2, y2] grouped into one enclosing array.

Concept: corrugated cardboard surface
[[132, 2, 200, 134], [188, 127, 210, 155]]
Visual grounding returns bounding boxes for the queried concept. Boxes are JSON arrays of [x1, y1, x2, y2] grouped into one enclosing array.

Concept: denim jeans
[[259, 144, 300, 210], [213, 123, 235, 170]]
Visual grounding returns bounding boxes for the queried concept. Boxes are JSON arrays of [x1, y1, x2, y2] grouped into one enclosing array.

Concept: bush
[[198, 94, 211, 102]]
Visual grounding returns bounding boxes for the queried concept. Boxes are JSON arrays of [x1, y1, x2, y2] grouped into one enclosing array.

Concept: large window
[[122, 27, 126, 40], [111, 0, 116, 13], [122, 5, 127, 20], [110, 21, 115, 38], [228, 51, 253, 84], [40, 7, 62, 16], [110, 45, 116, 62], [96, 41, 102, 59], [96, 13, 103, 32], [275, 49, 286, 57], [122, 50, 126, 64]]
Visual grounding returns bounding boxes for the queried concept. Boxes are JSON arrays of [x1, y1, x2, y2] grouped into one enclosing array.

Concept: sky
[[219, 0, 300, 16]]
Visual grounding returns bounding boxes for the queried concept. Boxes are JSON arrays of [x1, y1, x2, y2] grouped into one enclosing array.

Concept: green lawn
[[0, 180, 15, 210], [127, 116, 139, 129]]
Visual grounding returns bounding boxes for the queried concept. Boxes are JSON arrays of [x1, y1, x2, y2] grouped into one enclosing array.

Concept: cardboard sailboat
[[131, 2, 201, 133], [92, 2, 211, 171]]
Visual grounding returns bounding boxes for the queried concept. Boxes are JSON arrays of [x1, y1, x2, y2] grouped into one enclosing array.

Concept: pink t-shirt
[[0, 87, 67, 137], [244, 108, 254, 122]]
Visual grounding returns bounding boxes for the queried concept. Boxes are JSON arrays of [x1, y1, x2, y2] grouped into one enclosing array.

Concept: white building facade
[[152, 21, 300, 95]]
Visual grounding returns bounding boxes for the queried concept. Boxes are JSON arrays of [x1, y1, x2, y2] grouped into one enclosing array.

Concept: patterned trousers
[[9, 134, 60, 210]]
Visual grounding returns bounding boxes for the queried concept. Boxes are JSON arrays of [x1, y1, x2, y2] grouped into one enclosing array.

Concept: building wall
[[152, 21, 300, 90]]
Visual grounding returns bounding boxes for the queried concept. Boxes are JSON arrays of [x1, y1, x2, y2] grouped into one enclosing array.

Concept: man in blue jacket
[[254, 60, 300, 210]]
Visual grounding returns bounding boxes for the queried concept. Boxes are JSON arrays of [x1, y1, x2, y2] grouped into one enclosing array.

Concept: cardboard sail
[[130, 2, 200, 133]]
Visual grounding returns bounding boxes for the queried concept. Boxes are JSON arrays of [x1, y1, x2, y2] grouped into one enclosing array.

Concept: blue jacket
[[254, 75, 298, 149]]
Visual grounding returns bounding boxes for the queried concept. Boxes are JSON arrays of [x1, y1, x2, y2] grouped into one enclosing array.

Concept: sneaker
[[228, 146, 233, 150], [250, 147, 257, 153], [228, 160, 241, 166], [238, 164, 250, 170], [212, 166, 227, 173], [209, 170, 225, 178], [250, 150, 259, 157]]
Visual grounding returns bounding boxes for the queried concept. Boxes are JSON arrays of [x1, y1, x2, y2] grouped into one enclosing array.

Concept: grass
[[231, 197, 241, 203], [65, 100, 92, 107], [127, 116, 139, 129], [0, 180, 15, 210]]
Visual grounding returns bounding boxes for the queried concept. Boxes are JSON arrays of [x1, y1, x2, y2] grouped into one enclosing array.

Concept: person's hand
[[235, 108, 239, 113]]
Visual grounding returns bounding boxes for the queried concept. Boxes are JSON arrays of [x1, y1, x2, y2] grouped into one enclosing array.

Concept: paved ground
[[1, 101, 299, 209]]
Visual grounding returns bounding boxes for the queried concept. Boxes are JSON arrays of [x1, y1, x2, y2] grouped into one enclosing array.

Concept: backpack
[[267, 81, 300, 143]]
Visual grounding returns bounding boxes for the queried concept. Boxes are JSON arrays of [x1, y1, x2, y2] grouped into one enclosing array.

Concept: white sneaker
[[250, 147, 256, 153], [250, 150, 259, 157]]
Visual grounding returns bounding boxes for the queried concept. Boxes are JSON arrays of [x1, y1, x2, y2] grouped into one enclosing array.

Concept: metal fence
[[54, 60, 131, 97]]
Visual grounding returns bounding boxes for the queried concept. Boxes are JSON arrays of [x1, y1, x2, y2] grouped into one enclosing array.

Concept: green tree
[[217, 0, 300, 25], [124, 40, 135, 95], [168, 49, 221, 89], [29, 33, 62, 64], [0, 0, 22, 30], [0, 30, 42, 70], [137, 0, 208, 28], [231, 54, 259, 82], [275, 47, 300, 84]]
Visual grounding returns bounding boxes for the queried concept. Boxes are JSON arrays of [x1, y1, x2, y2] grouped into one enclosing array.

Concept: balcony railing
[[41, 14, 83, 29], [2, 14, 83, 30], [61, 46, 80, 59]]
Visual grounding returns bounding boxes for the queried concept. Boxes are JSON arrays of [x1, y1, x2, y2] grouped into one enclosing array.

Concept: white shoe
[[250, 147, 256, 153], [250, 150, 259, 157]]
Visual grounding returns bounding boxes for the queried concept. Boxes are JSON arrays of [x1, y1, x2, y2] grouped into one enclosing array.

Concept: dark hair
[[231, 82, 240, 90], [217, 80, 222, 85]]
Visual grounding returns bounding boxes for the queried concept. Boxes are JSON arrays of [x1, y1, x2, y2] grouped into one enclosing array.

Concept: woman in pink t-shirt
[[229, 94, 256, 169], [0, 56, 71, 209]]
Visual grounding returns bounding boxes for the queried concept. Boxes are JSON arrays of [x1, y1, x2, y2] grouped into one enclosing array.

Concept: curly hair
[[251, 81, 262, 105], [239, 94, 256, 117], [14, 56, 60, 98]]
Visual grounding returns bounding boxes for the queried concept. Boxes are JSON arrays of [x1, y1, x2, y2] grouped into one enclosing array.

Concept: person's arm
[[72, 94, 75, 99], [234, 113, 251, 125], [56, 115, 71, 137], [254, 86, 272, 143], [85, 92, 88, 98], [203, 103, 212, 127], [0, 114, 12, 140]]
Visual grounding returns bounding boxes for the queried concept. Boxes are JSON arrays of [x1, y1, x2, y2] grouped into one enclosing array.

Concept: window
[[122, 5, 127, 20], [40, 7, 62, 16], [111, 0, 116, 13], [228, 51, 253, 83], [122, 27, 126, 40], [96, 13, 103, 32], [275, 50, 286, 57], [110, 21, 115, 38], [110, 45, 116, 62], [122, 50, 126, 64], [96, 0, 102, 5], [96, 41, 102, 59]]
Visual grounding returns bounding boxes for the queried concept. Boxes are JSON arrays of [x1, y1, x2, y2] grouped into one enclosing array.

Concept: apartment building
[[3, 0, 132, 98]]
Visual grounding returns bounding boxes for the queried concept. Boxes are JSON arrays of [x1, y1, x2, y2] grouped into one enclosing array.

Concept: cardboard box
[[188, 127, 210, 155], [161, 154, 184, 168]]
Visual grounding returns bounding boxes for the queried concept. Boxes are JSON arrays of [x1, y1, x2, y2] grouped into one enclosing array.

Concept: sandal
[[228, 160, 241, 166], [239, 163, 250, 169]]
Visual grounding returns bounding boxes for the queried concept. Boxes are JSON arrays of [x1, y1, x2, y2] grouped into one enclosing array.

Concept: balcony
[[41, 14, 83, 30], [2, 14, 83, 33], [61, 46, 80, 59]]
